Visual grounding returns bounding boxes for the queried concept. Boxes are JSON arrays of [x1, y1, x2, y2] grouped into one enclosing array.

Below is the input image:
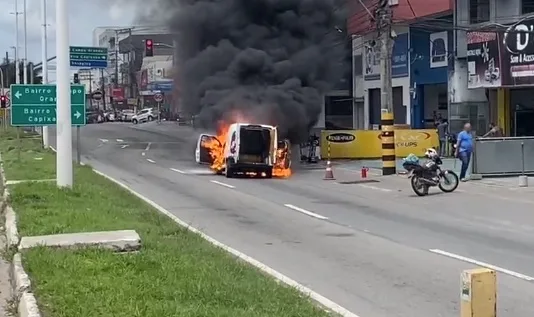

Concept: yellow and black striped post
[[381, 112, 396, 175]]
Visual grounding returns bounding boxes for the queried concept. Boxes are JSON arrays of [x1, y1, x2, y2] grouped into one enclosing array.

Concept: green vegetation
[[0, 129, 55, 180], [1, 130, 329, 317]]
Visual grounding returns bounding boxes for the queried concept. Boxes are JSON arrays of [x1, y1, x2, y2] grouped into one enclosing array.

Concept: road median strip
[[0, 130, 333, 316]]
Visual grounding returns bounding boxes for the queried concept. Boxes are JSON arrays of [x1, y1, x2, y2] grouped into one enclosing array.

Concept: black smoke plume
[[141, 0, 347, 142]]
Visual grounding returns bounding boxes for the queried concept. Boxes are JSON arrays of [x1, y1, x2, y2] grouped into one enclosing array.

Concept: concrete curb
[[19, 230, 141, 252], [5, 206, 20, 248], [11, 254, 41, 317], [1, 154, 40, 316]]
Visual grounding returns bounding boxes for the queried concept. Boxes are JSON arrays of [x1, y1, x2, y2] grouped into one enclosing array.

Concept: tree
[[0, 57, 42, 87]]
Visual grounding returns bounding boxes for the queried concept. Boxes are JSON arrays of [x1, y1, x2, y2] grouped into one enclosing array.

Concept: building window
[[325, 96, 353, 130], [469, 0, 490, 23], [353, 55, 362, 76], [523, 0, 534, 14]]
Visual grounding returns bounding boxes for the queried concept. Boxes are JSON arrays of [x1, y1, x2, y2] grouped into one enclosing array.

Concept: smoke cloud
[[138, 0, 347, 142]]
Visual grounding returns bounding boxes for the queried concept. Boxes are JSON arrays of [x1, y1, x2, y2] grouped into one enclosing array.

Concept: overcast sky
[[0, 0, 136, 64]]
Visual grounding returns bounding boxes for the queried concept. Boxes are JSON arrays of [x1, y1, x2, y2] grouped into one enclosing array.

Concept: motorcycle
[[402, 152, 459, 196]]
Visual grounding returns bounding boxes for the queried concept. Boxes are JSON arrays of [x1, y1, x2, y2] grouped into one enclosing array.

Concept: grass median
[[0, 128, 55, 180], [1, 131, 330, 317]]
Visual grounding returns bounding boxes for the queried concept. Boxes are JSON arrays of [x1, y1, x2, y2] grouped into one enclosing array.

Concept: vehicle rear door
[[195, 134, 219, 164]]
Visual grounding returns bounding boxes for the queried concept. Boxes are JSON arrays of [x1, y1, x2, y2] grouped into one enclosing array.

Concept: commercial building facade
[[349, 0, 453, 130], [460, 0, 534, 136]]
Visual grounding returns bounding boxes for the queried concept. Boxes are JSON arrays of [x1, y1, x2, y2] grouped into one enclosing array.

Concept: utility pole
[[56, 0, 73, 188], [23, 0, 28, 84], [41, 0, 49, 148], [14, 0, 20, 84], [88, 71, 93, 108], [114, 30, 119, 90], [100, 68, 106, 111], [377, 0, 396, 175]]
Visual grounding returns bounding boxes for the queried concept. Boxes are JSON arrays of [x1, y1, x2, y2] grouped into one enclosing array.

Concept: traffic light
[[145, 39, 154, 57], [73, 73, 79, 84], [0, 95, 6, 108]]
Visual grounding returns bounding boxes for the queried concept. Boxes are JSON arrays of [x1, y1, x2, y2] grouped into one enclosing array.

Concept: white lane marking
[[99, 138, 108, 143], [91, 169, 360, 317], [210, 180, 235, 188], [284, 204, 329, 220], [170, 168, 186, 174], [146, 159, 156, 164], [121, 145, 129, 149], [145, 142, 152, 151], [116, 139, 124, 142], [358, 184, 392, 192], [429, 249, 534, 281]]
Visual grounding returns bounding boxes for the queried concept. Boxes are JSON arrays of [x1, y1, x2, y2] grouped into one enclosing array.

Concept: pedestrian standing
[[482, 123, 503, 137], [437, 119, 448, 157], [455, 123, 474, 182]]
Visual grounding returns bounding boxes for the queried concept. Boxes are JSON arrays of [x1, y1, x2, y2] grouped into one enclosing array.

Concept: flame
[[273, 146, 292, 178], [202, 121, 230, 173], [201, 119, 292, 178]]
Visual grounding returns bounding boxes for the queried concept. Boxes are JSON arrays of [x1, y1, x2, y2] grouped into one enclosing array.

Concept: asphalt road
[[49, 123, 534, 317]]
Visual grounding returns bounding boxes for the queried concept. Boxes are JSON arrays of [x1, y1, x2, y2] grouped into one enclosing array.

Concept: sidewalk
[[333, 157, 466, 175]]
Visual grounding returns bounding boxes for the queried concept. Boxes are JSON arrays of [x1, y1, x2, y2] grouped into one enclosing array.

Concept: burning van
[[195, 123, 291, 178]]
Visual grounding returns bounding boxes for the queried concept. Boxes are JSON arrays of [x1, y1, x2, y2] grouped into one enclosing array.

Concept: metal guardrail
[[473, 136, 534, 176]]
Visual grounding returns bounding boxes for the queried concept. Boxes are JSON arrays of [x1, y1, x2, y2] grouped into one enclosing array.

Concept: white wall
[[449, 59, 486, 103], [363, 78, 411, 128], [362, 26, 411, 129], [141, 56, 173, 83]]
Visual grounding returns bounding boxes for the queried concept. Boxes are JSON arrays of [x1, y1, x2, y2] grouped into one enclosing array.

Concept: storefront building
[[466, 16, 534, 136], [456, 0, 534, 136], [409, 25, 453, 129]]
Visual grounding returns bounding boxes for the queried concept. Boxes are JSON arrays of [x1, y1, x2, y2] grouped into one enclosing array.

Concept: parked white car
[[121, 109, 135, 122], [132, 108, 155, 124]]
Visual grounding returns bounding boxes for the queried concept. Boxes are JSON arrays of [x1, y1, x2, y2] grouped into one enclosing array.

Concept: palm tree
[[0, 57, 42, 87]]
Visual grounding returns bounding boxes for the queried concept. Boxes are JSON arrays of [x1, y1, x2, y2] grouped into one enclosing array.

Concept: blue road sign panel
[[70, 60, 108, 68], [69, 46, 108, 69]]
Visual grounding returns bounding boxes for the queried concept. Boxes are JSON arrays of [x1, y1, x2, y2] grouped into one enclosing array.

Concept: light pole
[[41, 0, 49, 148], [12, 0, 21, 84], [56, 0, 73, 188], [23, 0, 28, 84]]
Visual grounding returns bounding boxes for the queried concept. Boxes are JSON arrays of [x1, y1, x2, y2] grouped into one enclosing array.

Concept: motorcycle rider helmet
[[425, 148, 438, 159]]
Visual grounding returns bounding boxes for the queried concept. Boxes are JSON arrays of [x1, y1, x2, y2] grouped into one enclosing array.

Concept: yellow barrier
[[320, 129, 439, 159]]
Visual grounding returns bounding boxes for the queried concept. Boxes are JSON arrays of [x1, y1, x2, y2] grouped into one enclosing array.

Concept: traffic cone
[[323, 161, 335, 180]]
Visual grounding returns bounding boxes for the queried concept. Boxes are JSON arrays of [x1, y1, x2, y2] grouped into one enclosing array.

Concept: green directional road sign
[[70, 46, 108, 68], [10, 84, 86, 126]]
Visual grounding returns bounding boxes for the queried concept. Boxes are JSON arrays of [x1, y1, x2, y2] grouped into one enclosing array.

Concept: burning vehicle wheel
[[225, 159, 235, 178], [225, 168, 235, 178]]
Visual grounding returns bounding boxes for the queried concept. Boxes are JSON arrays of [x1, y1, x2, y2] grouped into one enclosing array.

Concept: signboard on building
[[392, 33, 409, 78], [467, 32, 502, 89], [502, 16, 534, 86], [363, 33, 409, 80], [111, 87, 125, 101], [429, 31, 448, 68]]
